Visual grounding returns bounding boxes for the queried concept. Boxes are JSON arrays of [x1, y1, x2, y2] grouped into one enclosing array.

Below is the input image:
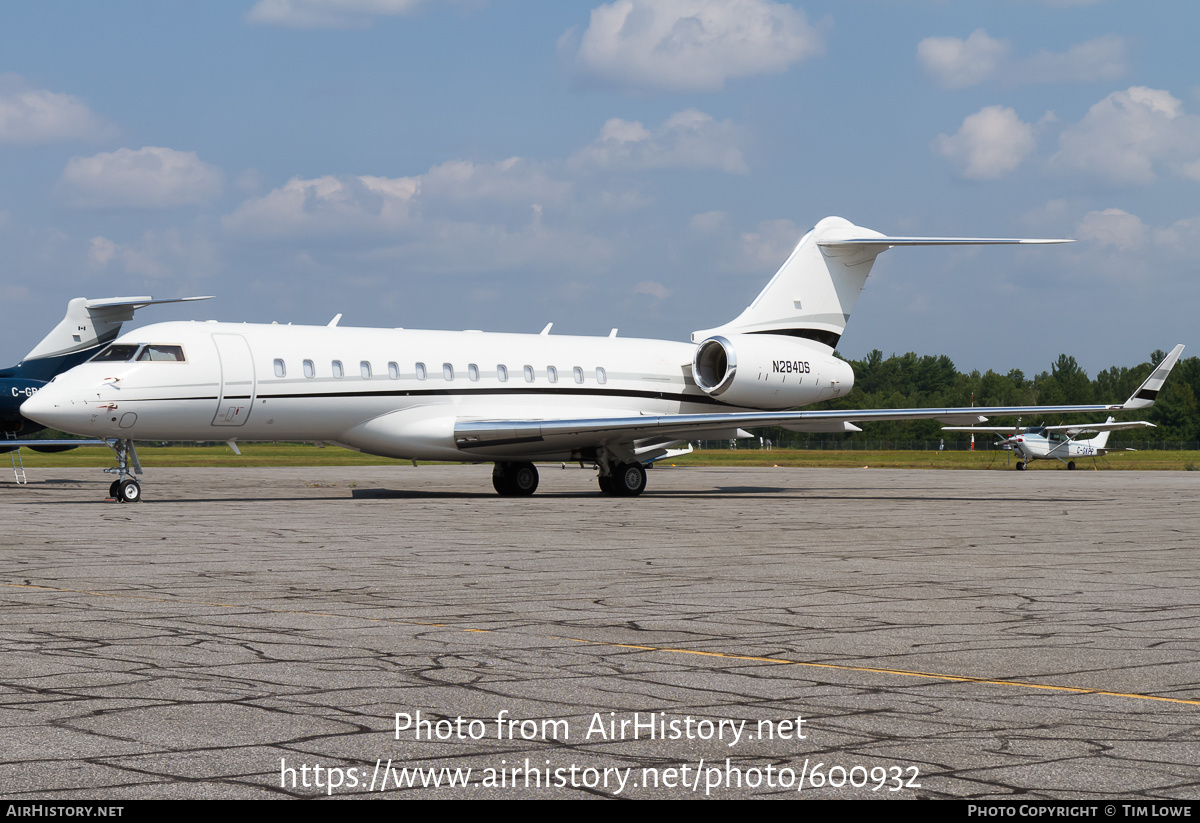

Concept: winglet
[[1124, 344, 1185, 409]]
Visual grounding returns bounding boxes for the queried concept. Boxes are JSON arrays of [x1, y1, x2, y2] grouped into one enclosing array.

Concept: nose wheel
[[113, 478, 142, 503], [104, 438, 144, 502]]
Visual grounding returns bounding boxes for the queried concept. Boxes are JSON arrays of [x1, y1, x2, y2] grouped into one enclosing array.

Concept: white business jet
[[22, 216, 1170, 502], [943, 411, 1171, 471]]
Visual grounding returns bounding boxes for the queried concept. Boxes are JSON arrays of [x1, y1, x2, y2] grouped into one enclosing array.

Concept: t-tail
[[12, 296, 212, 382], [692, 216, 1073, 348]]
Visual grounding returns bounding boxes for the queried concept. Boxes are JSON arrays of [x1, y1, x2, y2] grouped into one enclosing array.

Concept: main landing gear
[[489, 459, 650, 497], [105, 438, 143, 503], [492, 461, 539, 496], [597, 461, 647, 496]]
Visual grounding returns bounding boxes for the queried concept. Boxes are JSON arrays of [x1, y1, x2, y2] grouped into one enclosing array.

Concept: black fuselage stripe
[[159, 386, 734, 406]]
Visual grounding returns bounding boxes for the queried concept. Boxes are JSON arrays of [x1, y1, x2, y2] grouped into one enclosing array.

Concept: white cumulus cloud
[[935, 106, 1036, 180], [223, 157, 569, 238], [246, 0, 432, 28], [1075, 208, 1147, 251], [562, 0, 824, 92], [60, 147, 223, 208], [1050, 86, 1200, 184], [0, 74, 115, 144], [917, 30, 1127, 89], [569, 110, 747, 173], [223, 174, 419, 237], [918, 29, 1009, 90]]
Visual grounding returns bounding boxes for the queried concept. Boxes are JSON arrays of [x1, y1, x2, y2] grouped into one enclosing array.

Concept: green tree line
[[764, 348, 1199, 446]]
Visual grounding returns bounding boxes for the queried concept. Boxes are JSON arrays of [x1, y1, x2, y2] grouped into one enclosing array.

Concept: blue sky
[[1, 1, 1195, 377]]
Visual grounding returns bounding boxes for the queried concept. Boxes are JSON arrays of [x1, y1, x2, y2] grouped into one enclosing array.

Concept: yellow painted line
[[9, 582, 1200, 707]]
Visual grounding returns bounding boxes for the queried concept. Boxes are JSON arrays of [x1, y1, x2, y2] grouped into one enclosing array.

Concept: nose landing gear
[[105, 438, 143, 502]]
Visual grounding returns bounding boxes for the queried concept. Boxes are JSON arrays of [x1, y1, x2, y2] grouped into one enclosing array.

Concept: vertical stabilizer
[[20, 296, 212, 364], [691, 216, 1072, 348], [692, 217, 885, 348], [1088, 417, 1116, 450]]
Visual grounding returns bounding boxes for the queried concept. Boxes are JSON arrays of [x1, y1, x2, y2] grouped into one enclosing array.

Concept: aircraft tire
[[615, 462, 647, 497], [108, 480, 120, 499], [510, 462, 539, 496], [492, 465, 514, 495], [1015, 462, 1026, 471], [1067, 461, 1076, 470], [493, 462, 538, 496], [598, 474, 615, 495], [117, 479, 141, 503]]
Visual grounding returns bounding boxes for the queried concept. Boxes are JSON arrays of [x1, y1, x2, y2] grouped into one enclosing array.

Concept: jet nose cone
[[21, 385, 83, 433]]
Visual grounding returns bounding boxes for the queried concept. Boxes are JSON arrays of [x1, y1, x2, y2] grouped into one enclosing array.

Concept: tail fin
[[1124, 344, 1185, 410], [692, 216, 1072, 347], [1089, 416, 1116, 450], [21, 296, 211, 364]]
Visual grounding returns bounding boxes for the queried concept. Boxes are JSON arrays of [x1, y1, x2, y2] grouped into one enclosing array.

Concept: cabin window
[[468, 364, 480, 382], [497, 365, 508, 382], [596, 367, 607, 384], [388, 361, 399, 380], [273, 359, 286, 378], [443, 363, 454, 381], [92, 344, 140, 362], [303, 359, 315, 378], [573, 366, 584, 384], [137, 345, 185, 362], [361, 361, 372, 379], [332, 360, 344, 379], [416, 362, 427, 380], [524, 365, 534, 383], [547, 366, 558, 383]]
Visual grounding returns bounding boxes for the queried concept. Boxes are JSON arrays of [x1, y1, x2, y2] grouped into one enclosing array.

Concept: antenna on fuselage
[[328, 314, 342, 327]]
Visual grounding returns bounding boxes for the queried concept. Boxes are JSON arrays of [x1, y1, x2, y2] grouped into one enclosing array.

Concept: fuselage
[[23, 320, 852, 463], [1008, 430, 1102, 462]]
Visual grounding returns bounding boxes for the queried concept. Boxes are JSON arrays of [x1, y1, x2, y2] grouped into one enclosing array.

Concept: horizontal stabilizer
[[819, 237, 1073, 247]]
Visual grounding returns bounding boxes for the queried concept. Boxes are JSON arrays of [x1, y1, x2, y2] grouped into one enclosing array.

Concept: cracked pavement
[[1, 465, 1198, 798]]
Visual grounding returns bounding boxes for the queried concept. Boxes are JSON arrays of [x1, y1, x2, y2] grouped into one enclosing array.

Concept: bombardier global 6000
[[22, 216, 1178, 502]]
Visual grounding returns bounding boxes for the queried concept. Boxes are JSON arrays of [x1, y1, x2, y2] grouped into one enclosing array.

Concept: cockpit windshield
[[91, 344, 185, 363], [136, 345, 185, 362], [91, 344, 140, 362]]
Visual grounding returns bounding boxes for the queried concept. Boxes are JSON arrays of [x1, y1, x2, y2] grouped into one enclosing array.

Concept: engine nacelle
[[691, 334, 853, 409]]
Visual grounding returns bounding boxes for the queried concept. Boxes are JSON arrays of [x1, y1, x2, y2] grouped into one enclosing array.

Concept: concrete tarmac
[[1, 464, 1198, 799]]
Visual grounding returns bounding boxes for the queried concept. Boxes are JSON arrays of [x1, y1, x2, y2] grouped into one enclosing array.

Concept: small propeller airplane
[[943, 417, 1158, 470], [942, 345, 1185, 470]]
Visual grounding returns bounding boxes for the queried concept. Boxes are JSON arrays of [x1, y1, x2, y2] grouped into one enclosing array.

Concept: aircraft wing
[[1046, 421, 1156, 435], [454, 401, 1137, 453]]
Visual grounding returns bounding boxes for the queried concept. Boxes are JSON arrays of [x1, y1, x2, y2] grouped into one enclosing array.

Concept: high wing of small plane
[[944, 416, 1162, 470], [2, 295, 209, 484], [22, 216, 1178, 502], [941, 344, 1184, 469]]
